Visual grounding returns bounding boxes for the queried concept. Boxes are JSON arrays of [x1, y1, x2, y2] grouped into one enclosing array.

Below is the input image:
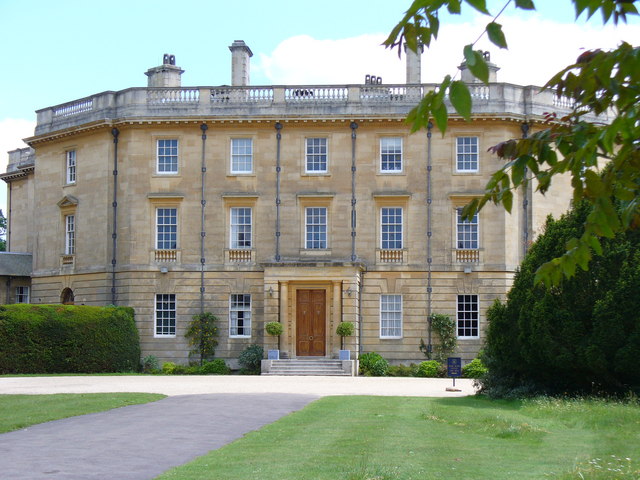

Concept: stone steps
[[261, 359, 354, 376]]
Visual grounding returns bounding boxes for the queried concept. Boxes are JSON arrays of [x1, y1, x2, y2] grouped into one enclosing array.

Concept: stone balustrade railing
[[34, 82, 611, 136]]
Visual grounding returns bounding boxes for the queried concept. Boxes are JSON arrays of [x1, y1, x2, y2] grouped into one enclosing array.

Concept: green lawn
[[157, 395, 640, 480], [0, 393, 165, 433]]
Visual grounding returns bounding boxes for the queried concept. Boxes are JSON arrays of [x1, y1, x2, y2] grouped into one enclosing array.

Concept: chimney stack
[[145, 54, 184, 87], [405, 43, 424, 84], [458, 51, 500, 83], [229, 40, 253, 86]]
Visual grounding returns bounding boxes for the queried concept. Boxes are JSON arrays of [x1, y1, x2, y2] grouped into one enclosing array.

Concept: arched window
[[61, 288, 75, 305]]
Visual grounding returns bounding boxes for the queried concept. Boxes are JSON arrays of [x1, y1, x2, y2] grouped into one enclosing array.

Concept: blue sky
[[0, 0, 639, 218]]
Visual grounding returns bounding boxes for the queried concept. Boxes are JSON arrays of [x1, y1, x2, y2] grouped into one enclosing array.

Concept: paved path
[[0, 376, 476, 479], [0, 375, 475, 397]]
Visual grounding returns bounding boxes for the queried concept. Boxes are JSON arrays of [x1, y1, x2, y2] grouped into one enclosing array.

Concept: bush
[[265, 322, 284, 336], [387, 363, 418, 377], [199, 359, 230, 375], [184, 312, 219, 365], [142, 355, 159, 373], [238, 344, 264, 374], [0, 305, 139, 374], [162, 362, 177, 374], [416, 360, 442, 378], [481, 201, 640, 397], [462, 358, 488, 378], [336, 322, 355, 337], [359, 352, 389, 376]]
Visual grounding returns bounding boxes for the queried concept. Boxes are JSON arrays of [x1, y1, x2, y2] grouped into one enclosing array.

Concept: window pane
[[16, 286, 30, 304], [306, 138, 327, 172], [456, 136, 478, 171], [157, 208, 177, 250], [305, 207, 327, 249], [380, 137, 402, 172], [457, 294, 479, 337], [231, 138, 253, 173], [157, 139, 178, 174], [155, 293, 176, 336], [65, 215, 75, 255], [230, 207, 252, 249], [230, 294, 251, 337], [380, 294, 402, 338], [456, 209, 479, 249], [66, 150, 76, 184], [381, 207, 403, 249]]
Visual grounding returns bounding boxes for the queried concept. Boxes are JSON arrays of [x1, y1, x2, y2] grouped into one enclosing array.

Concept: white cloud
[[255, 15, 640, 87]]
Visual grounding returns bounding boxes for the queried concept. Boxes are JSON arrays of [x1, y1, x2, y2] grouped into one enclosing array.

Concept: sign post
[[447, 357, 462, 390]]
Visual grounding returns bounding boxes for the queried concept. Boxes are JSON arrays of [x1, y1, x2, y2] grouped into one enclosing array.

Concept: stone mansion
[[1, 41, 584, 366]]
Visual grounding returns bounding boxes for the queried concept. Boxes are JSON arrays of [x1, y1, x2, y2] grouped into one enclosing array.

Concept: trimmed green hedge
[[0, 304, 140, 374]]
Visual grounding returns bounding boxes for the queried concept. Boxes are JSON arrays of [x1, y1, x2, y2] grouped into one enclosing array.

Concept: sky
[[0, 0, 639, 217]]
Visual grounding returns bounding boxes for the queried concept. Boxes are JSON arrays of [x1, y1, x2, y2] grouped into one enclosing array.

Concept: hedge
[[0, 304, 140, 374]]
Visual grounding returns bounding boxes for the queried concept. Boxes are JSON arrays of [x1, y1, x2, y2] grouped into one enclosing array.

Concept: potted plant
[[265, 321, 284, 360], [336, 321, 355, 360]]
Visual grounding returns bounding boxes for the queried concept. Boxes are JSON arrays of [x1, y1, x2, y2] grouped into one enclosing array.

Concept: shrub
[[336, 322, 355, 350], [199, 359, 230, 375], [265, 322, 284, 336], [162, 362, 177, 374], [142, 355, 159, 373], [359, 352, 389, 376], [420, 313, 457, 362], [184, 312, 219, 366], [387, 363, 418, 377], [238, 344, 264, 374], [463, 358, 488, 378], [0, 305, 139, 374], [416, 360, 442, 378]]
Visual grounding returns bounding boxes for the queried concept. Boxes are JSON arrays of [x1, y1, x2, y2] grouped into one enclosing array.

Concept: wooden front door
[[296, 289, 326, 356]]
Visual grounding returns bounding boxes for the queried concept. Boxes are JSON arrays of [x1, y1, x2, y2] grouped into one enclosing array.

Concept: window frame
[[304, 206, 328, 249], [66, 150, 76, 184], [380, 137, 403, 173], [156, 139, 179, 175], [380, 294, 403, 339], [156, 207, 178, 250], [230, 206, 252, 249], [65, 214, 75, 255], [455, 136, 479, 173], [230, 138, 253, 174], [229, 293, 252, 338], [456, 208, 479, 250], [155, 293, 177, 337], [380, 207, 403, 250], [457, 294, 479, 339], [305, 137, 328, 174], [16, 286, 30, 304]]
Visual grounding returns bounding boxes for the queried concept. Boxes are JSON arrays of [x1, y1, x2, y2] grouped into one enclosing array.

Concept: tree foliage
[[385, 0, 640, 285], [184, 312, 219, 366], [481, 201, 640, 396]]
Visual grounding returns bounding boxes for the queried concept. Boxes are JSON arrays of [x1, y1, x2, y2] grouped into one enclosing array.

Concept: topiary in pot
[[265, 321, 284, 350], [336, 322, 355, 350]]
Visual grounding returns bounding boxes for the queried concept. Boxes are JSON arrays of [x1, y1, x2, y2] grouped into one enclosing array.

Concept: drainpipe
[[275, 122, 282, 261], [111, 127, 119, 305], [426, 121, 433, 354], [521, 122, 530, 258], [7, 182, 11, 251], [350, 121, 358, 261], [200, 123, 208, 314]]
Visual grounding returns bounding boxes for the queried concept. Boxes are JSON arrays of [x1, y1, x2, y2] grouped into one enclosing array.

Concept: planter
[[339, 349, 351, 361], [267, 349, 280, 360]]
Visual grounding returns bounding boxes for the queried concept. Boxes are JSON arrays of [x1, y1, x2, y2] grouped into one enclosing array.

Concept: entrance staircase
[[261, 358, 355, 376]]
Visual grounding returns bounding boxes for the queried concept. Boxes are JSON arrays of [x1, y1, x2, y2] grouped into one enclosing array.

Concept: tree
[[480, 201, 640, 396], [184, 312, 219, 366], [385, 0, 639, 285]]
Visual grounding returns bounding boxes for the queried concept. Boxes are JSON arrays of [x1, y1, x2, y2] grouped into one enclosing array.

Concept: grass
[[156, 395, 640, 480], [0, 393, 166, 433]]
